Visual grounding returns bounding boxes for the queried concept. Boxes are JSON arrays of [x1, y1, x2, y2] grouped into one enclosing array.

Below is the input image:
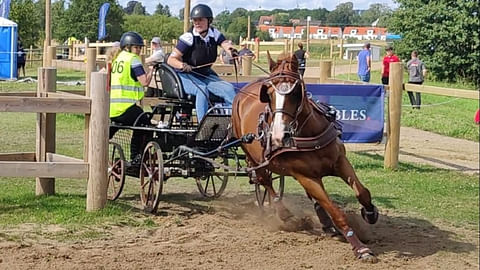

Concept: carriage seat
[[157, 63, 189, 100], [156, 63, 225, 103]]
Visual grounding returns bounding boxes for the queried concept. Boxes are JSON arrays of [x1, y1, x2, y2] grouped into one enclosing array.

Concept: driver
[[167, 4, 236, 121]]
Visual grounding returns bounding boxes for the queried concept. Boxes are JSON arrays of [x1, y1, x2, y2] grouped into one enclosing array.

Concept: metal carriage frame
[[107, 63, 284, 213]]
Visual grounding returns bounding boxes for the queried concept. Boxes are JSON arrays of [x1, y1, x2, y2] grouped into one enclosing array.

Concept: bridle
[[263, 60, 306, 137]]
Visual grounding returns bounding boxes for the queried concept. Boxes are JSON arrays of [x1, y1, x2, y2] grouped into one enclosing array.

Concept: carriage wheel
[[195, 156, 229, 198], [140, 141, 164, 213], [254, 173, 285, 210], [107, 142, 126, 201]]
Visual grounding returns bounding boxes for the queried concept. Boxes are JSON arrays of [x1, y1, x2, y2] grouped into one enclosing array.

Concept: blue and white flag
[[0, 0, 11, 18], [98, 2, 110, 40]]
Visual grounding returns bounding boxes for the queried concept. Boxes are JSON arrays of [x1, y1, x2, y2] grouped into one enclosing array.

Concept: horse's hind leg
[[256, 169, 310, 230], [296, 175, 377, 263], [334, 155, 378, 224], [306, 191, 342, 237]]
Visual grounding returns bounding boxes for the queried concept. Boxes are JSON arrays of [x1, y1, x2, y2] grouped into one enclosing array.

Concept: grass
[[0, 62, 85, 92], [0, 61, 478, 239], [0, 110, 478, 237], [336, 71, 479, 142]]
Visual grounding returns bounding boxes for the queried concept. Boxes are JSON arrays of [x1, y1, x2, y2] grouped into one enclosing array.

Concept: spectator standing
[[406, 50, 427, 109], [220, 40, 234, 64], [381, 46, 400, 85], [146, 37, 166, 97], [146, 37, 165, 65], [17, 40, 26, 78], [357, 43, 371, 82], [238, 41, 256, 65], [294, 42, 309, 77]]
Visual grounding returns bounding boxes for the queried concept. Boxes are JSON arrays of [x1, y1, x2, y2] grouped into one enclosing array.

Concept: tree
[[56, 0, 125, 42], [388, 0, 479, 85], [154, 2, 171, 17], [357, 4, 392, 27], [51, 0, 67, 41], [213, 10, 231, 32], [132, 2, 146, 15], [178, 8, 184, 20], [124, 1, 139, 15], [9, 0, 41, 47], [122, 14, 182, 43], [325, 2, 357, 27], [225, 16, 250, 43]]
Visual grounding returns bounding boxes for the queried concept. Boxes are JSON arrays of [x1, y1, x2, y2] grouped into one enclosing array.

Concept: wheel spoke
[[211, 176, 217, 195]]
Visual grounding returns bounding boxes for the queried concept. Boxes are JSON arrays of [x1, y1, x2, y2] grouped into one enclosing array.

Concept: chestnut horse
[[231, 53, 379, 263]]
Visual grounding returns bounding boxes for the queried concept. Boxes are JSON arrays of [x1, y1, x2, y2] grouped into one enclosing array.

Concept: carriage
[[107, 63, 284, 213]]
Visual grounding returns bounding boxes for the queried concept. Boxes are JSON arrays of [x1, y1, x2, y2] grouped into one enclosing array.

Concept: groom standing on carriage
[[167, 4, 237, 122]]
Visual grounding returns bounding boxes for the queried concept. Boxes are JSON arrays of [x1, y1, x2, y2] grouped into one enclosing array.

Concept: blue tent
[[0, 17, 18, 80]]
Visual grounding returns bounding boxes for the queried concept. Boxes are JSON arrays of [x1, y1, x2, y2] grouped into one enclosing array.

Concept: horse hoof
[[361, 206, 379, 224], [356, 247, 378, 264]]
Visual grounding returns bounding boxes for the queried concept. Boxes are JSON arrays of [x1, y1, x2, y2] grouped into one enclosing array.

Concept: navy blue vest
[[182, 29, 218, 75]]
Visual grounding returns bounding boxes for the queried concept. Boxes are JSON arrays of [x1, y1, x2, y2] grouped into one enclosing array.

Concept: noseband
[[264, 64, 305, 136]]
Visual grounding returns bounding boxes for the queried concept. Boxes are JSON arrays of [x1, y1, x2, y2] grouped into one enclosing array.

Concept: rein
[[251, 60, 341, 167]]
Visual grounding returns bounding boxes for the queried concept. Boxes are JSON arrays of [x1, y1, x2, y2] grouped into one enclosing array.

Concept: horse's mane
[[269, 52, 299, 74]]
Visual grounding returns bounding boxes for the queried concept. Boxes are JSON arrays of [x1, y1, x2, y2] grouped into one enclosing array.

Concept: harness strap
[[291, 122, 340, 149]]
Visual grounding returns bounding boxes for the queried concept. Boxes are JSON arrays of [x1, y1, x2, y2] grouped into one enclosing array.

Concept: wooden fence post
[[319, 60, 332, 83], [36, 67, 56, 195], [384, 62, 403, 169], [86, 71, 109, 211], [254, 39, 260, 63], [28, 45, 33, 67], [242, 55, 252, 75], [84, 48, 97, 162], [46, 46, 56, 67]]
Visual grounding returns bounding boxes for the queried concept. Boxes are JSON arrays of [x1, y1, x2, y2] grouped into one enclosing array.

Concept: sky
[[118, 0, 397, 17]]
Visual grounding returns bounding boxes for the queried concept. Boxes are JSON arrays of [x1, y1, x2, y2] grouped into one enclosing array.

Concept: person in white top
[[146, 37, 166, 97], [146, 36, 165, 65]]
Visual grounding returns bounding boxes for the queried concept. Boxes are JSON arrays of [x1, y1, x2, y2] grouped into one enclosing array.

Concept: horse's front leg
[[334, 154, 378, 224], [296, 175, 378, 263]]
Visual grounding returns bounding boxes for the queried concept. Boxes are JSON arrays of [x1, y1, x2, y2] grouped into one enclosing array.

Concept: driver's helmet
[[190, 4, 213, 24], [120, 31, 144, 49]]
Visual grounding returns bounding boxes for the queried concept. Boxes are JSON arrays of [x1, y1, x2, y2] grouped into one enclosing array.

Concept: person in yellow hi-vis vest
[[109, 31, 153, 169]]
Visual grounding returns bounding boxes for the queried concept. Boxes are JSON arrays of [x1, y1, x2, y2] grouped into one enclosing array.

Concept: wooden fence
[[0, 49, 110, 211]]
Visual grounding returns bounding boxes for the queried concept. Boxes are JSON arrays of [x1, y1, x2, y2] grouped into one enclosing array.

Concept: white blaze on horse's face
[[271, 84, 288, 147]]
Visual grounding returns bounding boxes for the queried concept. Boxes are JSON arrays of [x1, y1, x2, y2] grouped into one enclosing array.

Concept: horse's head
[[259, 52, 305, 148]]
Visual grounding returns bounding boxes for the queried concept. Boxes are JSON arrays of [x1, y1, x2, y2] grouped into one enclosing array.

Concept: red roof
[[257, 25, 385, 36]]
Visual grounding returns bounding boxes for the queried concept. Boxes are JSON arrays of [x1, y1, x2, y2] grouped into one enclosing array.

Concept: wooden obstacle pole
[[86, 72, 109, 211], [84, 48, 97, 162], [242, 55, 252, 75], [384, 62, 403, 169], [184, 0, 190, 33], [46, 46, 56, 67], [36, 67, 56, 195], [247, 15, 251, 41], [254, 39, 260, 63], [319, 60, 332, 83]]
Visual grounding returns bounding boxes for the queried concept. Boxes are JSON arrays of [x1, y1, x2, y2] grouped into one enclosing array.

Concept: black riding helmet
[[120, 31, 144, 49], [190, 4, 213, 24]]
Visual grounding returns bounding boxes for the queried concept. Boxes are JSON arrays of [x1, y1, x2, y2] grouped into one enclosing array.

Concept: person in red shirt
[[381, 46, 400, 85]]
